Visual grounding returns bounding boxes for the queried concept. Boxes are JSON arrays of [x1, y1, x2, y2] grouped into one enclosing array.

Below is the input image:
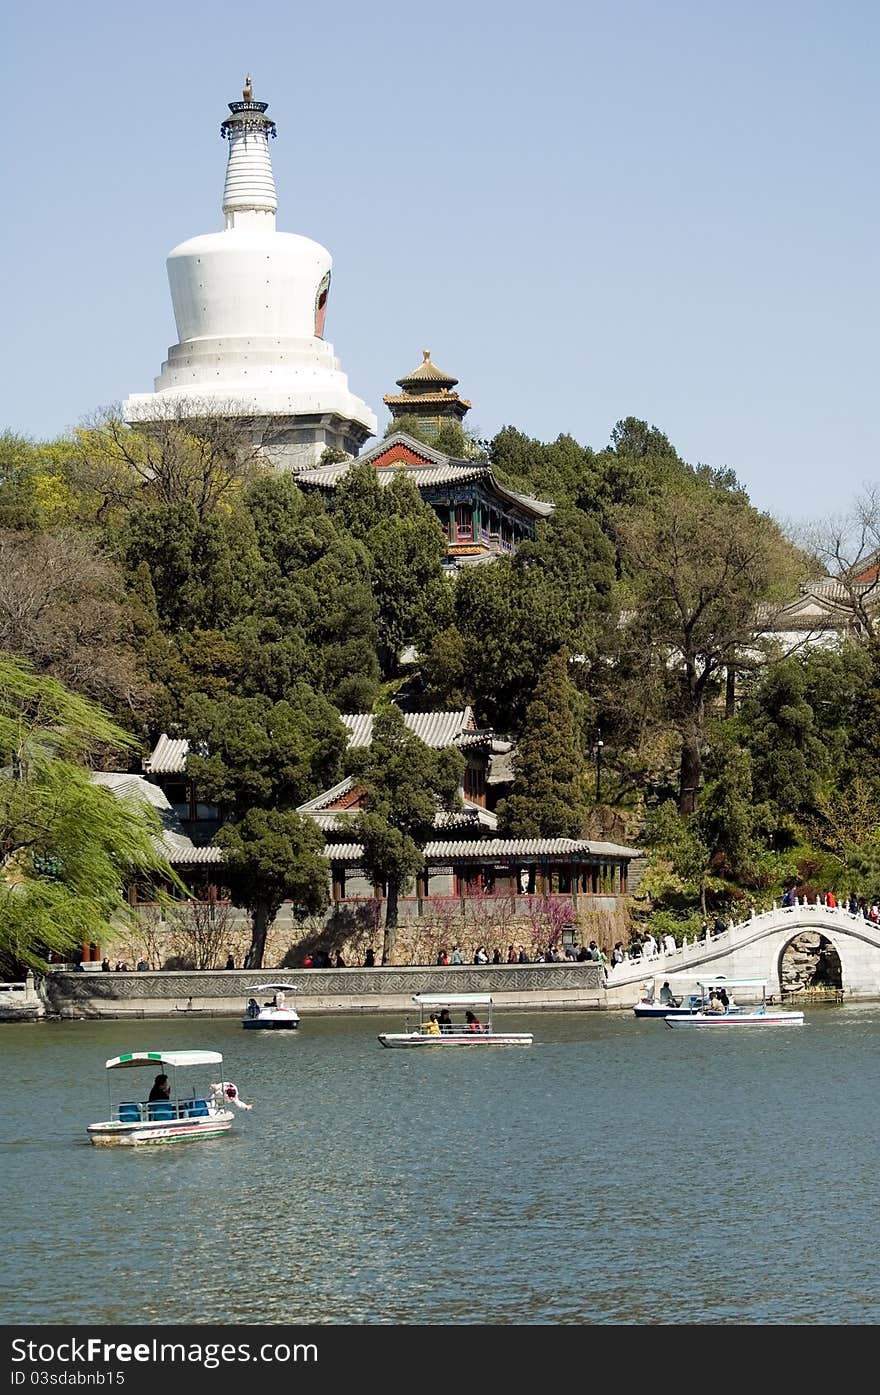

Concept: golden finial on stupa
[[423, 349, 431, 361], [243, 75, 253, 101]]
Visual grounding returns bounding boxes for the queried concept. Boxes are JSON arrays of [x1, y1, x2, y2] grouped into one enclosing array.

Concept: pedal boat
[[87, 1050, 235, 1146], [242, 982, 301, 1029], [378, 993, 533, 1047]]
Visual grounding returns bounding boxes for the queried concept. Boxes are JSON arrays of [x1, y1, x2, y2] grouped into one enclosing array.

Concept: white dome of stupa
[[124, 78, 377, 469]]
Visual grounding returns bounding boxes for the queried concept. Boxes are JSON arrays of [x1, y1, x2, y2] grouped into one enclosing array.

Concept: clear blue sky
[[3, 0, 878, 523]]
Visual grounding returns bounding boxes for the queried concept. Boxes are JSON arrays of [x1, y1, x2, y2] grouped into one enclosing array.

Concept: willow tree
[[0, 656, 173, 973]]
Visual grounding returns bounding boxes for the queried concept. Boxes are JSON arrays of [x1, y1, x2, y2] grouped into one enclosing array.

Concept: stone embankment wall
[[43, 963, 607, 1019], [97, 905, 634, 976]]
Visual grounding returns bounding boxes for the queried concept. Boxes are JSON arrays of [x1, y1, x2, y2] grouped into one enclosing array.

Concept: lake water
[[2, 1004, 879, 1326]]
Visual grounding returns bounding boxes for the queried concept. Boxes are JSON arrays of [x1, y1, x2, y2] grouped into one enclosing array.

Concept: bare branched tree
[[0, 528, 151, 719], [71, 399, 279, 521], [166, 897, 237, 970], [801, 486, 880, 640]]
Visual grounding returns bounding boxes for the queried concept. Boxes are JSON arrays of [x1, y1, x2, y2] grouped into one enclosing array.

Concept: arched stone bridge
[[604, 899, 880, 1006]]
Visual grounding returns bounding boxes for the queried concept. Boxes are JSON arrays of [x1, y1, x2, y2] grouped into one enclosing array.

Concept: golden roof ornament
[[243, 75, 253, 101]]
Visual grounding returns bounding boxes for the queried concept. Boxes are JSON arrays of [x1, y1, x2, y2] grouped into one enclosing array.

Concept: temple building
[[383, 350, 472, 438], [296, 353, 554, 568], [124, 79, 376, 470], [140, 713, 640, 919]]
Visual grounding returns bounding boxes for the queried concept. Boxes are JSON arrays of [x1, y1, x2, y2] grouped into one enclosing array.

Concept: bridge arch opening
[[779, 930, 842, 995]]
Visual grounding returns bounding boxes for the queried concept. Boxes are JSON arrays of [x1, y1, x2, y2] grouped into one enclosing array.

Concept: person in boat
[[707, 991, 726, 1014], [148, 1073, 171, 1102], [424, 1014, 441, 1035], [465, 1010, 486, 1033], [438, 1009, 453, 1033], [246, 997, 260, 1018], [659, 981, 680, 1007], [715, 985, 730, 1009]]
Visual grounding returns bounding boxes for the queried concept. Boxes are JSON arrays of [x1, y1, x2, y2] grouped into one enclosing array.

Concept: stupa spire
[[220, 76, 277, 228]]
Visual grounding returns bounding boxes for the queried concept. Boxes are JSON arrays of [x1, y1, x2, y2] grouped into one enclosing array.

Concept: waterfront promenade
[[41, 961, 608, 1018]]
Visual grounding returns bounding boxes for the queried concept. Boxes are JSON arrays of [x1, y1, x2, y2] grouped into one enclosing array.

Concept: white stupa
[[124, 78, 377, 470]]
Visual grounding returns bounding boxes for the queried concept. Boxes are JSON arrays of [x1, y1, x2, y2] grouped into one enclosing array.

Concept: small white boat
[[665, 979, 805, 1029], [242, 982, 300, 1030], [633, 974, 716, 1019], [378, 993, 533, 1048], [87, 1050, 237, 1146]]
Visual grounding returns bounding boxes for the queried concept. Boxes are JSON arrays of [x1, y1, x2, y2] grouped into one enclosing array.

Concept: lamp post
[[595, 729, 604, 803]]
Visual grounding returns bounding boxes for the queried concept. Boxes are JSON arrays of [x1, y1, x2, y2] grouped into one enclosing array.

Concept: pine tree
[[498, 651, 590, 837]]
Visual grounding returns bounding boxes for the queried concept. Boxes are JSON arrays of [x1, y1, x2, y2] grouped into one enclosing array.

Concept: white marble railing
[[605, 895, 875, 986]]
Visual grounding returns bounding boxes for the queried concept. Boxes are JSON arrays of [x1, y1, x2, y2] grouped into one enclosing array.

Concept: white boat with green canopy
[[378, 994, 533, 1048], [87, 1050, 237, 1146]]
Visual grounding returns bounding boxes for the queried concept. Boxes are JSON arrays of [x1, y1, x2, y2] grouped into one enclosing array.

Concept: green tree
[[615, 482, 806, 814], [0, 656, 173, 972], [183, 689, 346, 967], [498, 651, 590, 836], [348, 704, 463, 962], [448, 507, 615, 728], [218, 809, 329, 968], [243, 474, 379, 708], [122, 501, 262, 633], [184, 690, 346, 814], [739, 659, 829, 820]]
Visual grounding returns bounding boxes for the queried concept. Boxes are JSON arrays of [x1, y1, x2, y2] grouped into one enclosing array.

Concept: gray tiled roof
[[325, 837, 641, 862], [92, 772, 224, 866], [142, 734, 191, 774], [295, 460, 489, 489], [296, 776, 357, 811], [144, 709, 478, 777], [294, 431, 555, 520], [311, 802, 497, 833], [342, 708, 475, 748]]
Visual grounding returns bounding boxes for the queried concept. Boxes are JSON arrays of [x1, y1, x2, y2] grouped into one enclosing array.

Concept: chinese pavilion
[[382, 350, 472, 438]]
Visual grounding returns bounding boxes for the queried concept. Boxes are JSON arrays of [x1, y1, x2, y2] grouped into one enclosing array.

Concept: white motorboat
[[665, 979, 805, 1028], [378, 993, 533, 1048], [242, 982, 300, 1030], [87, 1050, 238, 1146]]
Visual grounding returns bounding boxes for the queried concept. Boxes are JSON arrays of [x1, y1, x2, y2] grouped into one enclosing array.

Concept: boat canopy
[[249, 984, 299, 993], [104, 1050, 223, 1071], [696, 978, 766, 990], [412, 994, 493, 1007]]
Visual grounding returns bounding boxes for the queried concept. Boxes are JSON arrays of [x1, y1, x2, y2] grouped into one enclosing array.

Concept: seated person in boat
[[465, 1010, 486, 1033], [707, 991, 726, 1014], [148, 1073, 171, 1102], [715, 986, 730, 1008], [659, 981, 680, 1007], [246, 997, 260, 1018], [438, 1009, 453, 1033], [424, 1014, 441, 1035]]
